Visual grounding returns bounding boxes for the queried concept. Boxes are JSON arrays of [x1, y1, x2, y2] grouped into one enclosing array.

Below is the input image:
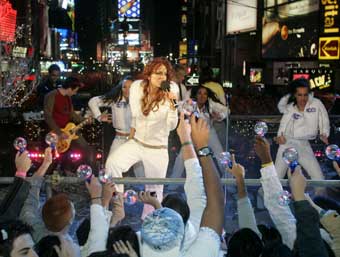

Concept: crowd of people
[[0, 57, 339, 257]]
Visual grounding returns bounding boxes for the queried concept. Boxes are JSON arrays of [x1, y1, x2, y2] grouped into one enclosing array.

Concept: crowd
[[0, 58, 339, 257]]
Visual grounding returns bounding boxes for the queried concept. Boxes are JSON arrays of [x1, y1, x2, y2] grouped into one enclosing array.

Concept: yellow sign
[[179, 41, 187, 58], [318, 37, 340, 59]]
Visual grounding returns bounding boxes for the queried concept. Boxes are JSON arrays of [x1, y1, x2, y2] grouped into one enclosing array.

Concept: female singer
[[105, 58, 178, 218]]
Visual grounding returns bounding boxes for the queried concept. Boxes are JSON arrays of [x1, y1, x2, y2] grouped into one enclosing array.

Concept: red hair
[[140, 58, 174, 116]]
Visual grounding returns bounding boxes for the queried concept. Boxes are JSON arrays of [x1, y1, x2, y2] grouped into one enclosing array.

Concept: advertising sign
[[118, 0, 140, 18], [0, 0, 17, 42], [319, 37, 340, 59], [226, 0, 257, 34], [291, 68, 334, 90], [262, 0, 319, 59]]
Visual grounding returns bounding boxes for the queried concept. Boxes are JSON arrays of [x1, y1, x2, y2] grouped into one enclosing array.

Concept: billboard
[[262, 0, 319, 59], [226, 0, 257, 34], [291, 68, 334, 90], [0, 0, 17, 42], [118, 0, 140, 18], [118, 33, 140, 46]]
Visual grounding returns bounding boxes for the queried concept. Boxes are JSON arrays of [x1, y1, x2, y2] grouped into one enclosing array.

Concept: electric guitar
[[55, 116, 92, 153]]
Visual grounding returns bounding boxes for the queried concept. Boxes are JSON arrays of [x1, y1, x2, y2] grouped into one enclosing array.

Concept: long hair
[[140, 58, 174, 116], [287, 78, 310, 106], [101, 75, 133, 105], [191, 85, 222, 116]]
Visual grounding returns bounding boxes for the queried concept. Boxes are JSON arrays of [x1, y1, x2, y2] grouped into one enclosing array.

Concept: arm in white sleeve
[[87, 204, 110, 255], [88, 96, 108, 121], [277, 94, 290, 114], [237, 197, 261, 236], [184, 158, 207, 232], [129, 80, 141, 128], [209, 99, 229, 121], [277, 111, 291, 137], [317, 100, 330, 137], [260, 164, 297, 249]]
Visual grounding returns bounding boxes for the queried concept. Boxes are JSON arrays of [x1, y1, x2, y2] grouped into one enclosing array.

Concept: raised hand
[[15, 150, 31, 175], [138, 191, 161, 209], [288, 166, 306, 201], [190, 115, 209, 149], [176, 112, 191, 144]]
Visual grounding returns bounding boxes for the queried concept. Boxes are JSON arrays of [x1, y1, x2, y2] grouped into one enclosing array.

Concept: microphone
[[161, 81, 177, 107]]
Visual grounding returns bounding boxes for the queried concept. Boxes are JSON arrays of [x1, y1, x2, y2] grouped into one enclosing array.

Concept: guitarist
[[44, 77, 95, 172]]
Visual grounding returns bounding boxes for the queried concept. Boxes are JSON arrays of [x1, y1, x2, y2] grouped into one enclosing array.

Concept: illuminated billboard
[[118, 33, 140, 46], [291, 68, 334, 90], [226, 0, 257, 34], [0, 0, 17, 42], [118, 0, 140, 18], [262, 0, 319, 59]]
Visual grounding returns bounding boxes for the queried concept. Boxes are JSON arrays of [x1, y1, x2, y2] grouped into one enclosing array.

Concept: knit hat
[[42, 194, 74, 232], [140, 207, 184, 256]]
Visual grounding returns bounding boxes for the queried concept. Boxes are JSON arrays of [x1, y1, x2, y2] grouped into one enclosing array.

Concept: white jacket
[[88, 96, 131, 134], [129, 80, 179, 146], [277, 95, 330, 140], [196, 99, 229, 127]]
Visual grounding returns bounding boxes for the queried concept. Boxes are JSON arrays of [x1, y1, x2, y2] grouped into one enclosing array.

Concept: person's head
[[257, 224, 282, 248], [48, 64, 61, 84], [103, 75, 133, 104], [106, 225, 140, 257], [61, 77, 83, 96], [261, 243, 293, 257], [34, 235, 60, 257], [226, 228, 263, 257], [142, 57, 174, 88], [193, 85, 221, 106], [288, 78, 310, 108], [161, 193, 190, 225], [173, 64, 186, 84], [42, 194, 75, 233], [0, 220, 37, 257]]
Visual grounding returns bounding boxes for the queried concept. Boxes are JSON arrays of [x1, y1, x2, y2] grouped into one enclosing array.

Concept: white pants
[[109, 136, 145, 178], [275, 139, 324, 180], [105, 139, 169, 218], [170, 127, 224, 179]]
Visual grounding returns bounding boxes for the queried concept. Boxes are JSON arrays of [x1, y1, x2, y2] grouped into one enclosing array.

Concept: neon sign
[[0, 0, 17, 42]]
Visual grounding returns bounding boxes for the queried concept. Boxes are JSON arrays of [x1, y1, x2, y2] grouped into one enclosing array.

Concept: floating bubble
[[254, 121, 268, 137], [325, 144, 340, 161], [13, 137, 27, 153], [282, 147, 299, 172], [218, 152, 232, 169], [124, 189, 138, 205], [76, 165, 93, 180], [277, 190, 292, 206], [45, 132, 58, 148], [98, 168, 113, 184], [179, 99, 197, 116]]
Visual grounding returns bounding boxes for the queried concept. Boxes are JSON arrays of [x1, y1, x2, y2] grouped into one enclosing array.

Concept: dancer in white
[[171, 85, 229, 180], [105, 58, 178, 218], [275, 78, 329, 183], [88, 76, 144, 178]]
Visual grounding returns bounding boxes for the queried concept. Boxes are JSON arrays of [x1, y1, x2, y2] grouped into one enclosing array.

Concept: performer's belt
[[133, 138, 167, 149], [115, 131, 130, 140]]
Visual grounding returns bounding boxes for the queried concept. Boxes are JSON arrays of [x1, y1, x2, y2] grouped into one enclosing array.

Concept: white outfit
[[81, 204, 112, 257], [275, 95, 330, 179], [277, 93, 314, 114], [88, 95, 144, 177], [105, 80, 178, 217], [171, 99, 229, 179]]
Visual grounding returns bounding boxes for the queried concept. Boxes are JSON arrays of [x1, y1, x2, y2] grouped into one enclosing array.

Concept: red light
[[70, 152, 81, 160], [0, 1, 17, 42], [96, 153, 102, 159]]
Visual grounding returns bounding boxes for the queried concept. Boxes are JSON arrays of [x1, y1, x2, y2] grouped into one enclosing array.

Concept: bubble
[[76, 165, 93, 180], [282, 147, 299, 171], [277, 190, 292, 206], [218, 152, 232, 169], [45, 132, 58, 148], [13, 137, 27, 152], [254, 121, 268, 137], [124, 189, 138, 205], [98, 168, 113, 184], [178, 99, 197, 116], [325, 144, 340, 161]]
